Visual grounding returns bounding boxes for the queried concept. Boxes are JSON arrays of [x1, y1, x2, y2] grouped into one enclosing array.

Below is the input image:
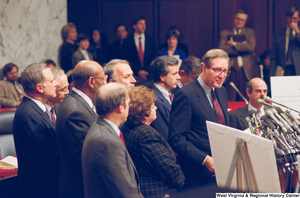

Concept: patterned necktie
[[119, 130, 125, 146], [169, 91, 173, 102], [138, 36, 144, 68], [257, 109, 261, 120], [45, 108, 56, 123], [211, 89, 225, 125]]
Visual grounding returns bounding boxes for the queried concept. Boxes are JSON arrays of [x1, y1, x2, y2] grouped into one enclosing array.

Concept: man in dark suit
[[13, 63, 59, 198], [0, 63, 24, 108], [150, 56, 181, 141], [219, 9, 259, 101], [109, 24, 128, 60], [123, 16, 156, 81], [169, 49, 230, 189], [171, 55, 202, 95], [270, 7, 300, 76], [230, 78, 268, 131], [56, 60, 106, 198], [82, 82, 143, 198]]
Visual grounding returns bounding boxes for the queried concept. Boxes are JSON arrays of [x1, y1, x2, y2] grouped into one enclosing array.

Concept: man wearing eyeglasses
[[56, 60, 106, 198], [270, 7, 300, 76], [169, 49, 230, 189], [219, 9, 259, 102]]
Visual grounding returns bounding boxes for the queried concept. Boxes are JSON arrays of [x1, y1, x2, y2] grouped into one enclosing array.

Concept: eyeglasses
[[93, 75, 108, 82], [209, 68, 231, 77]]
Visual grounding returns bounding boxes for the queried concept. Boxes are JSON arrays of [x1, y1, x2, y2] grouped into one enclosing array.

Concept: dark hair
[[132, 16, 145, 26], [89, 27, 109, 47], [3, 63, 18, 77], [180, 55, 202, 75], [150, 56, 179, 82], [235, 9, 248, 16], [115, 23, 127, 33], [286, 6, 299, 17], [165, 30, 180, 43], [167, 25, 183, 39], [76, 34, 89, 43], [45, 59, 56, 67], [61, 22, 76, 42]]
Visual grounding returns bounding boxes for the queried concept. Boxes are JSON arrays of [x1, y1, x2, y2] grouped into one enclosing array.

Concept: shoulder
[[230, 106, 248, 117]]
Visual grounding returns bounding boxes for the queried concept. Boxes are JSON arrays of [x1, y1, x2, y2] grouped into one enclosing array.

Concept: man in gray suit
[[219, 9, 259, 101], [82, 82, 143, 198], [270, 6, 300, 76], [56, 60, 107, 198], [0, 63, 24, 108]]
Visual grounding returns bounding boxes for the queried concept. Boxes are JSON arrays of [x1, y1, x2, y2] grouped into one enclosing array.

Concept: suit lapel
[[153, 86, 171, 113], [7, 81, 19, 101], [69, 90, 97, 119]]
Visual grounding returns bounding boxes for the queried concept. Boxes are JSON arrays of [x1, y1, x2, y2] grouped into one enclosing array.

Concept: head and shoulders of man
[[1, 63, 21, 85], [104, 59, 136, 90], [150, 55, 181, 96]]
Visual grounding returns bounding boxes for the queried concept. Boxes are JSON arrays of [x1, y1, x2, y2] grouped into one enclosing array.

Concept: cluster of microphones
[[246, 96, 300, 173]]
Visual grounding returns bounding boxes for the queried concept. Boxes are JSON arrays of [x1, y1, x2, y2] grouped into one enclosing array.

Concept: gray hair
[[180, 55, 202, 75], [150, 56, 179, 82], [50, 67, 65, 80], [95, 82, 128, 116], [21, 63, 48, 92], [201, 49, 230, 71], [104, 59, 130, 82]]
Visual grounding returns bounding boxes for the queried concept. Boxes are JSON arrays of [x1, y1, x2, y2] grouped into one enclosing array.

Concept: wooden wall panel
[[159, 0, 213, 58]]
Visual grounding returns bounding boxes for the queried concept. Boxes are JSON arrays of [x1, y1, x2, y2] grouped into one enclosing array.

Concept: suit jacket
[[13, 97, 60, 198], [151, 86, 171, 141], [270, 27, 300, 76], [123, 35, 156, 77], [82, 117, 144, 198], [219, 27, 259, 80], [0, 80, 24, 108], [168, 79, 229, 188], [229, 105, 249, 131], [56, 90, 97, 198], [121, 122, 185, 198], [59, 42, 78, 73], [72, 48, 93, 68]]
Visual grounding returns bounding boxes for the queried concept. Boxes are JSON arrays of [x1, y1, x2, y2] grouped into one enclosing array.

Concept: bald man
[[230, 77, 268, 130], [56, 60, 107, 198]]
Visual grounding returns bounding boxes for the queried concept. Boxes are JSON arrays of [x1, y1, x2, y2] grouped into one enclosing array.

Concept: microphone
[[265, 109, 288, 132], [257, 98, 273, 108], [271, 108, 294, 132], [229, 82, 248, 104], [264, 96, 300, 114], [246, 116, 255, 134], [286, 109, 300, 126], [259, 64, 264, 79]]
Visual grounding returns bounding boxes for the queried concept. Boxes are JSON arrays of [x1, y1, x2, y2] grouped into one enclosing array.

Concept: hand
[[226, 37, 235, 47], [138, 70, 149, 81], [204, 156, 215, 173], [242, 40, 248, 44], [290, 22, 300, 34]]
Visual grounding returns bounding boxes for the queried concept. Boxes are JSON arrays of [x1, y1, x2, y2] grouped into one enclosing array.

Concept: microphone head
[[246, 116, 252, 122], [229, 82, 238, 90], [249, 109, 256, 116], [257, 98, 265, 105], [271, 108, 278, 114], [275, 106, 284, 114], [265, 109, 273, 116], [286, 109, 291, 114], [264, 96, 272, 103]]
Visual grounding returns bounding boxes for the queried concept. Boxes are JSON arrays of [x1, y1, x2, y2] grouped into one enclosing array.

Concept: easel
[[225, 137, 258, 192]]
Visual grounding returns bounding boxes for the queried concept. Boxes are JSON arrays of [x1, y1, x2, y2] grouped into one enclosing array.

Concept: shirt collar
[[197, 75, 213, 95], [72, 87, 94, 109], [248, 103, 265, 114], [25, 96, 46, 112], [134, 33, 145, 40], [103, 118, 120, 136], [177, 80, 183, 88], [154, 83, 172, 104]]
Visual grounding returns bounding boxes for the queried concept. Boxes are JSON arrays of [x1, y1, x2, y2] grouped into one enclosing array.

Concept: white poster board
[[206, 121, 281, 193], [271, 76, 300, 118]]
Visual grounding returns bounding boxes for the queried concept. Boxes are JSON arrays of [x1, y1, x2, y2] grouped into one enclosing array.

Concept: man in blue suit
[[150, 56, 180, 140], [169, 49, 230, 189], [270, 6, 300, 76]]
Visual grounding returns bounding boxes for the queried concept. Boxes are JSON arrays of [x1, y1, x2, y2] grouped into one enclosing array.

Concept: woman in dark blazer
[[88, 27, 109, 65], [120, 85, 185, 198]]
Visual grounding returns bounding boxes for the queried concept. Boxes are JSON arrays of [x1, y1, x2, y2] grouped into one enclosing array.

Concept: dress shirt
[[233, 27, 243, 67], [79, 48, 90, 60], [103, 118, 120, 137], [72, 87, 94, 109], [248, 103, 265, 117], [134, 33, 145, 53], [154, 83, 172, 104], [197, 76, 214, 109], [25, 96, 46, 112], [177, 80, 183, 89]]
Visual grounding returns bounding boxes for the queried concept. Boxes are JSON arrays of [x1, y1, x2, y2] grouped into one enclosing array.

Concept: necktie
[[257, 109, 261, 120], [14, 82, 22, 101], [138, 36, 144, 68], [286, 29, 294, 64], [169, 91, 173, 102], [119, 130, 126, 146], [45, 108, 56, 123], [211, 89, 225, 125]]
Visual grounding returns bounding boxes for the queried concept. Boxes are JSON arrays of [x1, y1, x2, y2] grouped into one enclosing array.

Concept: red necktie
[[119, 130, 125, 146], [211, 89, 225, 125], [45, 108, 56, 123], [169, 91, 173, 102], [138, 36, 144, 68]]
